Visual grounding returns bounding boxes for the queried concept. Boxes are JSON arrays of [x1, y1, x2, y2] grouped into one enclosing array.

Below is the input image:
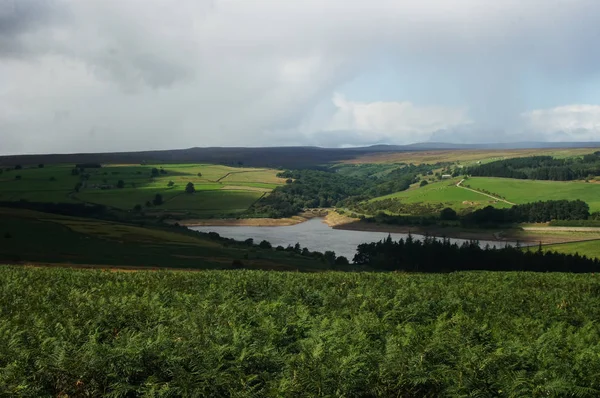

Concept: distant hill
[[1, 142, 598, 168]]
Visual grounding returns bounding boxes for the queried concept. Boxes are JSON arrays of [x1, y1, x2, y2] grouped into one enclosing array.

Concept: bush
[[259, 240, 272, 249], [152, 194, 164, 206], [185, 182, 196, 194], [440, 207, 458, 221], [168, 181, 175, 187], [117, 180, 125, 189], [420, 180, 429, 187]]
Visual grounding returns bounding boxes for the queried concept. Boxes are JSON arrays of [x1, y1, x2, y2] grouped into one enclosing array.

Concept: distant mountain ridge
[[1, 142, 598, 168]]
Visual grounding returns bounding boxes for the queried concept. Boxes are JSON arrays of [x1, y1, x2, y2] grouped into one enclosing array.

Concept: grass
[[465, 177, 600, 212], [0, 207, 329, 270], [2, 268, 600, 396], [369, 179, 512, 214], [162, 190, 264, 214], [344, 147, 599, 165], [540, 240, 600, 259], [0, 163, 285, 217]]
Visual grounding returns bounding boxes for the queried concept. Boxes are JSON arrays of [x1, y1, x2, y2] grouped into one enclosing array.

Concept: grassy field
[[540, 240, 600, 259], [465, 177, 600, 212], [0, 164, 284, 217], [369, 179, 512, 214], [2, 268, 600, 396], [0, 207, 329, 271], [345, 147, 599, 165]]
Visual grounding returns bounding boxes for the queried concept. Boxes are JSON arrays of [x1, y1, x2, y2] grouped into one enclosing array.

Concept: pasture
[[2, 268, 600, 396], [369, 179, 512, 214], [465, 177, 600, 212], [0, 163, 284, 216], [344, 147, 598, 165], [540, 239, 600, 259]]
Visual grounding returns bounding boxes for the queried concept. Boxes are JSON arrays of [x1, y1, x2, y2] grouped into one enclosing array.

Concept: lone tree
[[151, 168, 159, 177], [167, 181, 175, 187], [153, 194, 164, 206], [197, 172, 202, 177], [74, 182, 83, 192], [185, 182, 196, 194], [133, 204, 142, 212], [117, 180, 125, 189]]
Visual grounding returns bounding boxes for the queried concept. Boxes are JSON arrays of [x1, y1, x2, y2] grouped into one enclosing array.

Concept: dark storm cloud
[[0, 0, 67, 55]]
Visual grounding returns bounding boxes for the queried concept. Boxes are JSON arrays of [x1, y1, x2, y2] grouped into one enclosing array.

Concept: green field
[[2, 268, 600, 396], [0, 164, 284, 216], [0, 207, 328, 271], [465, 177, 600, 212], [541, 240, 600, 259], [369, 179, 512, 214]]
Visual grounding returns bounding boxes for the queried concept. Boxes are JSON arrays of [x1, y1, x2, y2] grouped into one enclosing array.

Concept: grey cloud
[[2, 0, 600, 154], [0, 0, 67, 56]]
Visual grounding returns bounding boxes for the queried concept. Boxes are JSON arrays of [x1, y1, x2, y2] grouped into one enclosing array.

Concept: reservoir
[[190, 218, 516, 260]]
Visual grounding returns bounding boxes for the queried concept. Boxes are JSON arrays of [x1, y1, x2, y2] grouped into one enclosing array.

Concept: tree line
[[363, 200, 591, 227], [353, 234, 600, 272], [463, 199, 590, 225], [463, 153, 600, 181]]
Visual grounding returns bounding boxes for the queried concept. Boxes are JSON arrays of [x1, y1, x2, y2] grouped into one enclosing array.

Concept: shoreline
[[179, 211, 600, 245]]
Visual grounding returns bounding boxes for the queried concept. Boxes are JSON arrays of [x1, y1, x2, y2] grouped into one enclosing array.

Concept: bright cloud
[[523, 105, 600, 140], [321, 94, 471, 142]]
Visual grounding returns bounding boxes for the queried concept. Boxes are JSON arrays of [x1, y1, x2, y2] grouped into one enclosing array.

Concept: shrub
[[185, 182, 196, 194], [259, 240, 272, 249], [152, 194, 164, 206]]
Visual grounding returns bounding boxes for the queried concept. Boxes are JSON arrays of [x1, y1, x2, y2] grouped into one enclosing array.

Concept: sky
[[1, 0, 600, 155]]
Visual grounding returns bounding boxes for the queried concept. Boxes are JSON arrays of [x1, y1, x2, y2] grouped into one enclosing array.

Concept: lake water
[[190, 218, 516, 260]]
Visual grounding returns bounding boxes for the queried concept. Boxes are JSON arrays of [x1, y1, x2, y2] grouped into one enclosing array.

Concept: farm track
[[456, 179, 516, 205]]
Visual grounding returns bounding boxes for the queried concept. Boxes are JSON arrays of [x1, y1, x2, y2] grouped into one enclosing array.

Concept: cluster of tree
[[362, 200, 590, 228], [353, 235, 599, 272], [246, 166, 435, 218], [462, 200, 590, 225], [151, 167, 168, 177], [203, 232, 349, 265], [463, 153, 600, 181]]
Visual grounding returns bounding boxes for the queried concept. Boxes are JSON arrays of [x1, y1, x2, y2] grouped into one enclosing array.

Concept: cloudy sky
[[1, 0, 600, 154]]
